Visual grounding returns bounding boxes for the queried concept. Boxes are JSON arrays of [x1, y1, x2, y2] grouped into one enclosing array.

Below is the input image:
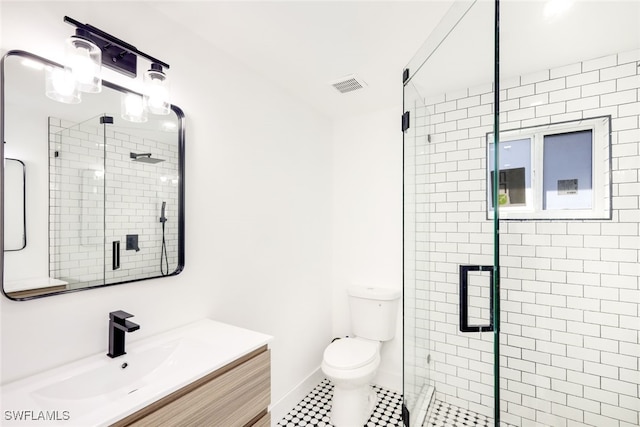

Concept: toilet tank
[[348, 286, 400, 341]]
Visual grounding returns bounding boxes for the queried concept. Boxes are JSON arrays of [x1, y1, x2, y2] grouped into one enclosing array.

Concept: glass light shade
[[144, 66, 170, 115], [161, 121, 177, 132], [121, 92, 148, 123], [65, 35, 102, 93], [45, 66, 81, 104]]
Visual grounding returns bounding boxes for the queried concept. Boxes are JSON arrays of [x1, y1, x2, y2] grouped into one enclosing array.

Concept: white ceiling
[[151, 1, 455, 119], [407, 0, 640, 101], [3, 1, 638, 121], [0, 0, 455, 122], [148, 0, 640, 118]]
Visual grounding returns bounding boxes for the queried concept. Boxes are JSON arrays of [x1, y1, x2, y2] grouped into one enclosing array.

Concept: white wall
[[331, 105, 404, 392], [0, 1, 333, 414], [3, 104, 50, 283]]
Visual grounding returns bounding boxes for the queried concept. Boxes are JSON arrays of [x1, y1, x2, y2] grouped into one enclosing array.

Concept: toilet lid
[[323, 339, 378, 370]]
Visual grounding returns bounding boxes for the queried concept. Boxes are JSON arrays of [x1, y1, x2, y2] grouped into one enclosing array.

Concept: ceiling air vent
[[330, 74, 367, 94]]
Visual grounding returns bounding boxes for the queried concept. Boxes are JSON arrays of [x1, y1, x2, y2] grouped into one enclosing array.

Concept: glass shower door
[[49, 111, 182, 289], [403, 1, 499, 425], [403, 73, 431, 427], [405, 1, 639, 425], [49, 114, 106, 289]]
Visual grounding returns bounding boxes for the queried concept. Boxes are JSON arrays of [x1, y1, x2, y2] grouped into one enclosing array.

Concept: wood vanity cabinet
[[112, 346, 271, 427]]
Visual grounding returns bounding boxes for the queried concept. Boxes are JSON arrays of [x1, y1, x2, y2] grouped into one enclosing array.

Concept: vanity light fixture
[[48, 16, 172, 120]]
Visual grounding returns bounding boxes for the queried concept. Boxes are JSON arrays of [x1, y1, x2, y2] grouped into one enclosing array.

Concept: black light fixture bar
[[64, 16, 170, 78]]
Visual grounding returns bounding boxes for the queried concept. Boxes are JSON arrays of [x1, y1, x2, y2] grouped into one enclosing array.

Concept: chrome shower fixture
[[130, 152, 165, 164]]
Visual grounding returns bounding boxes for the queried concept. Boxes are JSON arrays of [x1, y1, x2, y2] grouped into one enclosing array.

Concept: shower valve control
[[126, 234, 140, 252]]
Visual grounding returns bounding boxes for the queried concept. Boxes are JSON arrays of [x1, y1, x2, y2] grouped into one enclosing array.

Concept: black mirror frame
[[1, 50, 185, 301]]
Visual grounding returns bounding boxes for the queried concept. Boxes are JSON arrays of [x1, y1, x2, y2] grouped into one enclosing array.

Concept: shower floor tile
[[424, 399, 490, 427], [276, 378, 403, 427]]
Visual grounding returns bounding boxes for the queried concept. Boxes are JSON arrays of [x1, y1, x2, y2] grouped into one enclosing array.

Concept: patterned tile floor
[[423, 399, 490, 427], [276, 380, 493, 427], [277, 378, 403, 427]]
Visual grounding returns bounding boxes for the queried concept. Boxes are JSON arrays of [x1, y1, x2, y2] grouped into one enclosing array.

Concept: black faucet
[[107, 310, 140, 358]]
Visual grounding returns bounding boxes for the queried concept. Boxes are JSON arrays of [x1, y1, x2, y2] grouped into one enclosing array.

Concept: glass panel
[[500, 1, 640, 426], [49, 115, 106, 290], [403, 0, 497, 425], [489, 138, 532, 210], [104, 115, 181, 285], [543, 131, 592, 210], [403, 71, 431, 427]]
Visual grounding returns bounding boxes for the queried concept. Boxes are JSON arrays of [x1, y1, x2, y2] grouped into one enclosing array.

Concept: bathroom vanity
[[113, 345, 271, 426], [0, 319, 272, 427]]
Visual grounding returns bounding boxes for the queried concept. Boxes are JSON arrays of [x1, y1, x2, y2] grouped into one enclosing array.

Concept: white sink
[[32, 340, 182, 411], [0, 319, 272, 427]]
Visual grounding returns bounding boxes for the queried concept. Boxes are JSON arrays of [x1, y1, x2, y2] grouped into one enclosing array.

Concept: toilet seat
[[323, 338, 378, 370]]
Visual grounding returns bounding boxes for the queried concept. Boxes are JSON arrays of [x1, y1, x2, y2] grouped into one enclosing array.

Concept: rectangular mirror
[[1, 51, 185, 300]]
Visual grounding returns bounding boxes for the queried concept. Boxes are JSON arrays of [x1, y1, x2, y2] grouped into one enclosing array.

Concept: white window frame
[[487, 116, 611, 220]]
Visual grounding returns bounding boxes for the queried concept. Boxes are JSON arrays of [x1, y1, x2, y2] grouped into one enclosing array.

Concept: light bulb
[[21, 58, 45, 70], [161, 121, 177, 132], [65, 32, 101, 93], [45, 66, 81, 104], [121, 93, 148, 123], [144, 64, 171, 115]]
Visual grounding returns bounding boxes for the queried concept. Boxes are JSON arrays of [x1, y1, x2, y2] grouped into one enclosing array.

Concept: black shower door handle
[[459, 265, 494, 333], [112, 241, 120, 270]]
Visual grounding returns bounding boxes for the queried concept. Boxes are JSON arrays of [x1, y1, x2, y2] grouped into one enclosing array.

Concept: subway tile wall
[[49, 117, 179, 288], [408, 50, 640, 426]]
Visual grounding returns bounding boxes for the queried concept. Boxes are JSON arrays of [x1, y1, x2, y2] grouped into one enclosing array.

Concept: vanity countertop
[[0, 319, 272, 426]]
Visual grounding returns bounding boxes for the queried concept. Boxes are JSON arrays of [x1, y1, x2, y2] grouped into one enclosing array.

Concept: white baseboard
[[374, 368, 402, 394], [270, 367, 325, 426]]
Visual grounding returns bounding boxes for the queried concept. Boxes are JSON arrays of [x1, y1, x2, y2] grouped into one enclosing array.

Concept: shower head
[[130, 152, 165, 164]]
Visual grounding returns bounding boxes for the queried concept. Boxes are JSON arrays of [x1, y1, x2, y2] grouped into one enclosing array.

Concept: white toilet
[[321, 286, 400, 427]]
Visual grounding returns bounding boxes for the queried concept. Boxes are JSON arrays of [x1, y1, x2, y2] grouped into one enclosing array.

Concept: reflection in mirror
[[4, 158, 26, 251], [2, 51, 184, 300]]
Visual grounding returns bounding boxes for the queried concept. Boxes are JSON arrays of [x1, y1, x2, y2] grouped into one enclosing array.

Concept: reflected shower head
[[130, 152, 165, 164]]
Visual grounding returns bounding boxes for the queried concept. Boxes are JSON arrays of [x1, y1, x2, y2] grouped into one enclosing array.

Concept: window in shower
[[489, 137, 532, 210], [543, 130, 593, 210], [487, 115, 611, 220]]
